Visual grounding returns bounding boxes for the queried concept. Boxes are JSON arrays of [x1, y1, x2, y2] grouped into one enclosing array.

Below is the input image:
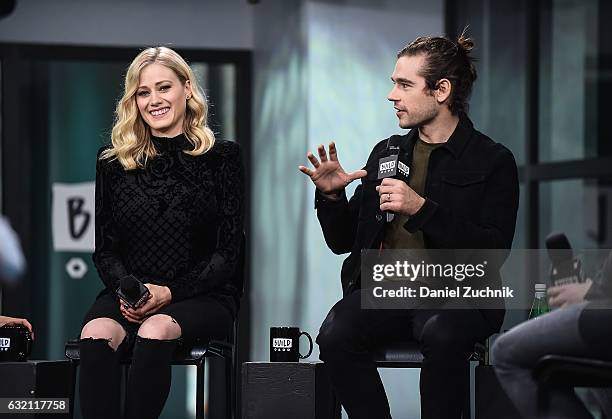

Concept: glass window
[[453, 0, 528, 165], [538, 0, 600, 162], [539, 178, 612, 249]]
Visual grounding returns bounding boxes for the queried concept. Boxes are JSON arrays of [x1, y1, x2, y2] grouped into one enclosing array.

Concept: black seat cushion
[[534, 355, 612, 387], [372, 341, 486, 367], [65, 339, 230, 364]]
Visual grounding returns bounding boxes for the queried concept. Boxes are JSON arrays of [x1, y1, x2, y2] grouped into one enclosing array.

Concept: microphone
[[116, 275, 151, 309], [545, 232, 584, 286], [377, 137, 410, 222]]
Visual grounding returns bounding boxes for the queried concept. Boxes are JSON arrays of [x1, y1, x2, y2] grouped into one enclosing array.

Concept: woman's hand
[[120, 284, 172, 324], [0, 316, 34, 339]]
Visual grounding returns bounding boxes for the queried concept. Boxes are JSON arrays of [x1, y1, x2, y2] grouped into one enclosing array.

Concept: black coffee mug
[[270, 327, 313, 362]]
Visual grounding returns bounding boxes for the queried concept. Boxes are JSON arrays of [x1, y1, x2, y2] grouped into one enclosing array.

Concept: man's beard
[[399, 103, 438, 129]]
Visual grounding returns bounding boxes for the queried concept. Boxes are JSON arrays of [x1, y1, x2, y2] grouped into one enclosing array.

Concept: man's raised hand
[[298, 142, 367, 195]]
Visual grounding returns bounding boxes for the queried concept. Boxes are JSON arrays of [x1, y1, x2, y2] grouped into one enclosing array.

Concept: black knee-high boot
[[125, 336, 179, 419], [79, 338, 124, 419]]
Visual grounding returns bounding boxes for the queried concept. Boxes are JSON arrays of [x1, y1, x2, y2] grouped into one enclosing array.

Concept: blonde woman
[[78, 47, 244, 419]]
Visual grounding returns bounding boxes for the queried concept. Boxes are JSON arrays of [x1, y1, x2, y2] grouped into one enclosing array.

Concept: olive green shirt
[[383, 138, 442, 249]]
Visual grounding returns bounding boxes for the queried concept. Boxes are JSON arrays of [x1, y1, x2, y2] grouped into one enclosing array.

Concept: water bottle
[[528, 283, 550, 319]]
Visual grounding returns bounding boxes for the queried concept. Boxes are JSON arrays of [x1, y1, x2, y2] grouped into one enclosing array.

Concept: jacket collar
[[399, 112, 474, 159]]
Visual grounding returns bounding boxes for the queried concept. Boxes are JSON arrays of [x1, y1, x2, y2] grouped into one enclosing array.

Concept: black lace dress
[[82, 134, 244, 343]]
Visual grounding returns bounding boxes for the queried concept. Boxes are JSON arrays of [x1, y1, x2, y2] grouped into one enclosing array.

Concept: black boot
[[79, 338, 124, 419], [125, 336, 179, 419]]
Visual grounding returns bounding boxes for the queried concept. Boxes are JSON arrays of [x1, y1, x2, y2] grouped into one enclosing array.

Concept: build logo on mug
[[269, 327, 313, 362]]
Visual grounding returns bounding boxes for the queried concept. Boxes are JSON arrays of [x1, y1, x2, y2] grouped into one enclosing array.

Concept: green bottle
[[528, 283, 550, 319]]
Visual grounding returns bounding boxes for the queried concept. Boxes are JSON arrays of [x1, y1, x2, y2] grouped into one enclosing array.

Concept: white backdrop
[[252, 1, 443, 416]]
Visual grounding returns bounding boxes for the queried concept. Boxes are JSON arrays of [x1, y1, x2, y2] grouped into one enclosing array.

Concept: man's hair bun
[[457, 27, 474, 54]]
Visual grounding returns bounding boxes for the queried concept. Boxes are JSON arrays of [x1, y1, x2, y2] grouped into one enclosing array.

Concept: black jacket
[[315, 114, 519, 330]]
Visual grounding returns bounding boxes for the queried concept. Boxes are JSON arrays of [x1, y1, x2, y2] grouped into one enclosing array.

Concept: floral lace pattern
[[92, 134, 245, 304]]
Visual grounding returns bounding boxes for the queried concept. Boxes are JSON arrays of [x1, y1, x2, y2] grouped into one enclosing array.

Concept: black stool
[[371, 341, 486, 418], [534, 354, 612, 415]]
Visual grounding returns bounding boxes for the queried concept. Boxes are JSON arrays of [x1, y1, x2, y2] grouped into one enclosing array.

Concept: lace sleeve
[[92, 147, 129, 292], [166, 141, 245, 302]]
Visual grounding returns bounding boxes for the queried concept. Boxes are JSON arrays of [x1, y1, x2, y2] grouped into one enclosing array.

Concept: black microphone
[[545, 232, 584, 286], [116, 275, 150, 309], [377, 137, 410, 222]]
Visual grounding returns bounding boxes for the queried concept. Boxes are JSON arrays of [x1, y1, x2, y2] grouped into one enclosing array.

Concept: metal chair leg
[[463, 362, 471, 419], [231, 320, 239, 419], [196, 358, 205, 419], [209, 355, 228, 419], [226, 353, 234, 419], [68, 360, 77, 419]]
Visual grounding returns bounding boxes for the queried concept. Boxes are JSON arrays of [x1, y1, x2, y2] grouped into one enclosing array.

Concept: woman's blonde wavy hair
[[101, 46, 215, 170]]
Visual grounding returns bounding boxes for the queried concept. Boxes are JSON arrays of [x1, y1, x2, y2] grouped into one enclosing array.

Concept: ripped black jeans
[[79, 291, 234, 419]]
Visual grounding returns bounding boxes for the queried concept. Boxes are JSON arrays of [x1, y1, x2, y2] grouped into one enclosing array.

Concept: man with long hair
[[300, 32, 519, 418]]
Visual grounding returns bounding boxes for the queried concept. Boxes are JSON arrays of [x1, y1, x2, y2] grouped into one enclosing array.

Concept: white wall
[[0, 0, 254, 49], [251, 1, 443, 417], [250, 0, 310, 359]]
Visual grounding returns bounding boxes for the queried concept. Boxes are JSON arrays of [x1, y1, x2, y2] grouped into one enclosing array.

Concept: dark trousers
[[316, 290, 495, 419]]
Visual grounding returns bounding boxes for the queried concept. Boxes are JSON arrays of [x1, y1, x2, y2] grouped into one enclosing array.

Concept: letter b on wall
[[52, 182, 95, 252]]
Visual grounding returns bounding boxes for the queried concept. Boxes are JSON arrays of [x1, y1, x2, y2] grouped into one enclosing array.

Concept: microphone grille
[[120, 276, 140, 299]]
